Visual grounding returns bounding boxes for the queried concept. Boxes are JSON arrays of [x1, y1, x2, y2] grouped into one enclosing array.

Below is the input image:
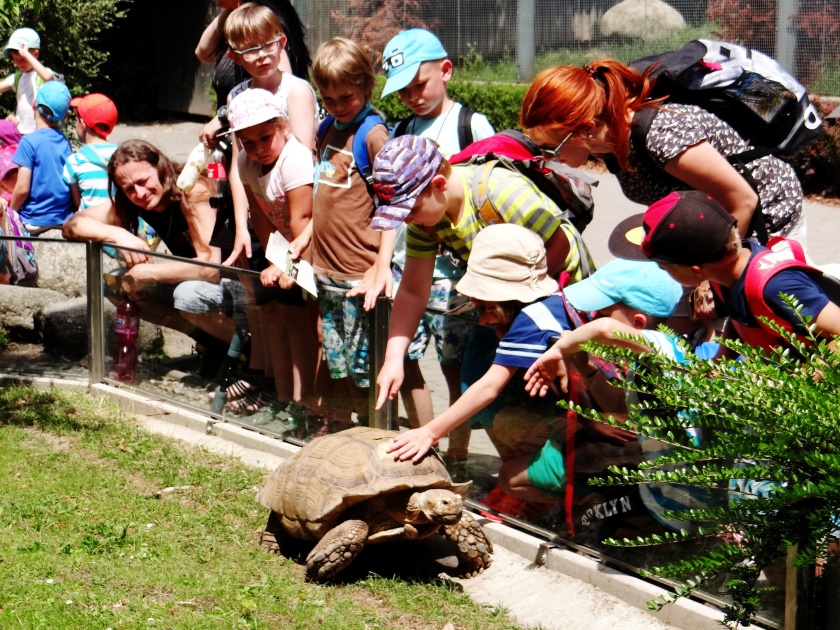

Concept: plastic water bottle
[[176, 143, 208, 192], [114, 297, 141, 383], [207, 141, 229, 209]]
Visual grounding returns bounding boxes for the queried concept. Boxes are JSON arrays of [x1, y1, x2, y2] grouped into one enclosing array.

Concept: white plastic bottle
[[176, 143, 209, 192]]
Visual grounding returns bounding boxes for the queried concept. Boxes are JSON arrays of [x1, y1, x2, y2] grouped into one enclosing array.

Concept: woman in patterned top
[[518, 59, 805, 244]]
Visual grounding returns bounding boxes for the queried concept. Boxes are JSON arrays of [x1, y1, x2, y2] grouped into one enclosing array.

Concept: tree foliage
[[331, 0, 432, 66], [569, 296, 840, 628], [0, 0, 132, 98]]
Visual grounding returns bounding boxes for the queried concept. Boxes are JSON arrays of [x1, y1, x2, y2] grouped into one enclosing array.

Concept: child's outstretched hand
[[347, 261, 393, 311], [524, 346, 567, 398], [386, 427, 436, 463]]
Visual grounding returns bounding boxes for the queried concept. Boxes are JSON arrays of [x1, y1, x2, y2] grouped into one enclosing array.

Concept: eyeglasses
[[382, 52, 405, 72], [540, 131, 573, 159], [232, 38, 282, 62]]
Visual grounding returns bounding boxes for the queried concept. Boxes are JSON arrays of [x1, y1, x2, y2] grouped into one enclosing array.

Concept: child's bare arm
[[375, 255, 435, 410], [224, 137, 253, 264], [814, 301, 840, 353], [18, 45, 54, 83], [9, 165, 31, 212], [387, 363, 516, 462]]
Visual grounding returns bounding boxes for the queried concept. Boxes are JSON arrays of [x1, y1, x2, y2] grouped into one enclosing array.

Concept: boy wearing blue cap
[[9, 81, 72, 233], [381, 28, 494, 461], [382, 28, 493, 153], [0, 27, 57, 135], [495, 260, 684, 528]]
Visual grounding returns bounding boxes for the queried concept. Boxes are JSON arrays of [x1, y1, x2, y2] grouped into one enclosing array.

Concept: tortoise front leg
[[305, 519, 369, 581], [260, 511, 290, 556], [443, 511, 494, 577]]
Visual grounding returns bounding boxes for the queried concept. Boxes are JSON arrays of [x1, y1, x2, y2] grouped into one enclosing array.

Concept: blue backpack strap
[[353, 111, 387, 186], [316, 115, 335, 147]]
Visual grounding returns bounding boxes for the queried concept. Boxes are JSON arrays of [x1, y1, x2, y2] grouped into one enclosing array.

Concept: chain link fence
[[300, 0, 840, 96]]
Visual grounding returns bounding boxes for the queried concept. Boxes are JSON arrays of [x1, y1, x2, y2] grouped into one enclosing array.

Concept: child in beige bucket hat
[[387, 223, 571, 476]]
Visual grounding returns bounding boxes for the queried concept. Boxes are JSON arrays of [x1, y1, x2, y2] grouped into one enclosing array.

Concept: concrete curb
[[4, 377, 753, 629]]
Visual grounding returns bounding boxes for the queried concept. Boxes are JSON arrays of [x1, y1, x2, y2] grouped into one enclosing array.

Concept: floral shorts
[[317, 275, 371, 387], [393, 269, 471, 365]]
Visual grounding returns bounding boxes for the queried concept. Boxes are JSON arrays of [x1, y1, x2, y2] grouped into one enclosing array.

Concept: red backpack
[[713, 237, 840, 350]]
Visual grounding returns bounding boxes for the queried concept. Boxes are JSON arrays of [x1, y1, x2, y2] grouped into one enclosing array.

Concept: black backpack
[[630, 39, 823, 159], [628, 39, 823, 242]]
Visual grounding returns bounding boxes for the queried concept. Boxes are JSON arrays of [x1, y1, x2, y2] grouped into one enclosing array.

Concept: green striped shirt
[[406, 165, 594, 283]]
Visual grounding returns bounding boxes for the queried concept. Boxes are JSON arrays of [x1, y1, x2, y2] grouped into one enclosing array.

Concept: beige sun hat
[[455, 224, 558, 303]]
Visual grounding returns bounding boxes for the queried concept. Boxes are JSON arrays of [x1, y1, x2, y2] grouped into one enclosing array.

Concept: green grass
[[0, 386, 522, 629]]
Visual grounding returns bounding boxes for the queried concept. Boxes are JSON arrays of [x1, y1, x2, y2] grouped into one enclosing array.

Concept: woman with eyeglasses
[[519, 60, 805, 245]]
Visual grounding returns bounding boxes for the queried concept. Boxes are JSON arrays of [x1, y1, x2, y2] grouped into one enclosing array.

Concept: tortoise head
[[406, 489, 464, 525]]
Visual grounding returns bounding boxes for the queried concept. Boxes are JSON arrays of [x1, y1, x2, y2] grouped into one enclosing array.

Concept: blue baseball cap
[[381, 29, 447, 98], [4, 27, 40, 57], [35, 81, 71, 122], [564, 259, 683, 318]]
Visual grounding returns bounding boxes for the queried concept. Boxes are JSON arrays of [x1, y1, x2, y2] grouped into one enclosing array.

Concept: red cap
[[70, 93, 118, 138], [641, 191, 737, 265]]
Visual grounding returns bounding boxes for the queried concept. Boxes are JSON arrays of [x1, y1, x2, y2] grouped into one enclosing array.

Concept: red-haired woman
[[519, 60, 805, 244]]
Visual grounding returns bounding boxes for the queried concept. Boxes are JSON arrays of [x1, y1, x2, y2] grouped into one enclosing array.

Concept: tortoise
[[256, 426, 493, 581]]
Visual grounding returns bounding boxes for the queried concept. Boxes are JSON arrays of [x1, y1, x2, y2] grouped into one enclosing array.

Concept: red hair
[[519, 59, 662, 171]]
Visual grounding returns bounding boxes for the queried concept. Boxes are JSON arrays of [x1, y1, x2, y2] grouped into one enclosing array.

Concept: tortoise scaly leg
[[305, 519, 369, 581], [443, 511, 494, 577]]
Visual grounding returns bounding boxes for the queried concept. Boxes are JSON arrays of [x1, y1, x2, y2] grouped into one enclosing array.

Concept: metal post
[[776, 0, 799, 73], [786, 543, 815, 630], [369, 295, 397, 430], [86, 241, 105, 385], [517, 0, 535, 82]]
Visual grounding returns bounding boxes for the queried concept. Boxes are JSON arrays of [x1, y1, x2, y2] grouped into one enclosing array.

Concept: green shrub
[[575, 298, 840, 628], [785, 96, 840, 196], [371, 75, 527, 132]]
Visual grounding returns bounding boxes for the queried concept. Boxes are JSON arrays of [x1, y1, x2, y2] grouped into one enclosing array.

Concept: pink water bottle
[[114, 297, 140, 383]]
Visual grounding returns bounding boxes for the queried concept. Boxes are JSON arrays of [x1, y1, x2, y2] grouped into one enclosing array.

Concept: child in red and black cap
[[641, 190, 840, 353]]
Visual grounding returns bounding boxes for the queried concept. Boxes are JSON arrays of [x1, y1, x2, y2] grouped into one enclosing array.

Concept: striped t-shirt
[[406, 165, 594, 284], [62, 143, 117, 209]]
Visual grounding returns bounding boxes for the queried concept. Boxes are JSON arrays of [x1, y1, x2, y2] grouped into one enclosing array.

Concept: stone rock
[[35, 296, 164, 361], [0, 285, 69, 341], [600, 0, 686, 40], [31, 233, 88, 298]]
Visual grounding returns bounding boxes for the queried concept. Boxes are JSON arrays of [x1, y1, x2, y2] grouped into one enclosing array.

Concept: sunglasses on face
[[232, 38, 282, 62], [540, 131, 573, 159]]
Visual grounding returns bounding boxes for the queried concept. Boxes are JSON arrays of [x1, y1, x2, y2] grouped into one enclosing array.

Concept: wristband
[[217, 105, 229, 125]]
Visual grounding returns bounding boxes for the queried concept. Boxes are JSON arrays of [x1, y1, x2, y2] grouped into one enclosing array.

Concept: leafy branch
[[561, 295, 840, 627]]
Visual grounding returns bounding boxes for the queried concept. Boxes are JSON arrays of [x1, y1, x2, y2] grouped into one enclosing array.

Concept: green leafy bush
[[371, 75, 528, 133], [574, 298, 840, 628]]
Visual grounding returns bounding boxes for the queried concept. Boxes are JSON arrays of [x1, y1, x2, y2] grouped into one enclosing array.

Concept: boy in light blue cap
[[380, 28, 494, 462], [493, 259, 685, 520], [0, 27, 58, 135]]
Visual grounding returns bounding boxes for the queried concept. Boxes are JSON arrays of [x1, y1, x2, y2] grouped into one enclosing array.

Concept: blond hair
[[311, 37, 374, 98], [225, 3, 285, 51]]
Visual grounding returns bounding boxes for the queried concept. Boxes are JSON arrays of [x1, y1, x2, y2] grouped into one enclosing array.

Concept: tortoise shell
[[256, 426, 454, 540]]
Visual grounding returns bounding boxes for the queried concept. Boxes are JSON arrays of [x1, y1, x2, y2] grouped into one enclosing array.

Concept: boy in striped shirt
[[371, 135, 594, 413], [62, 93, 118, 210]]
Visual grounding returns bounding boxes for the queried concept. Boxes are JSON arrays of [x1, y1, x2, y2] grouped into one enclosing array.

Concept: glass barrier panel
[[94, 244, 363, 444], [0, 234, 92, 381]]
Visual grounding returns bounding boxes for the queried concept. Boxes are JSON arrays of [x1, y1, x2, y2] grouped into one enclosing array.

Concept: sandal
[[226, 390, 276, 414], [208, 379, 257, 402]]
